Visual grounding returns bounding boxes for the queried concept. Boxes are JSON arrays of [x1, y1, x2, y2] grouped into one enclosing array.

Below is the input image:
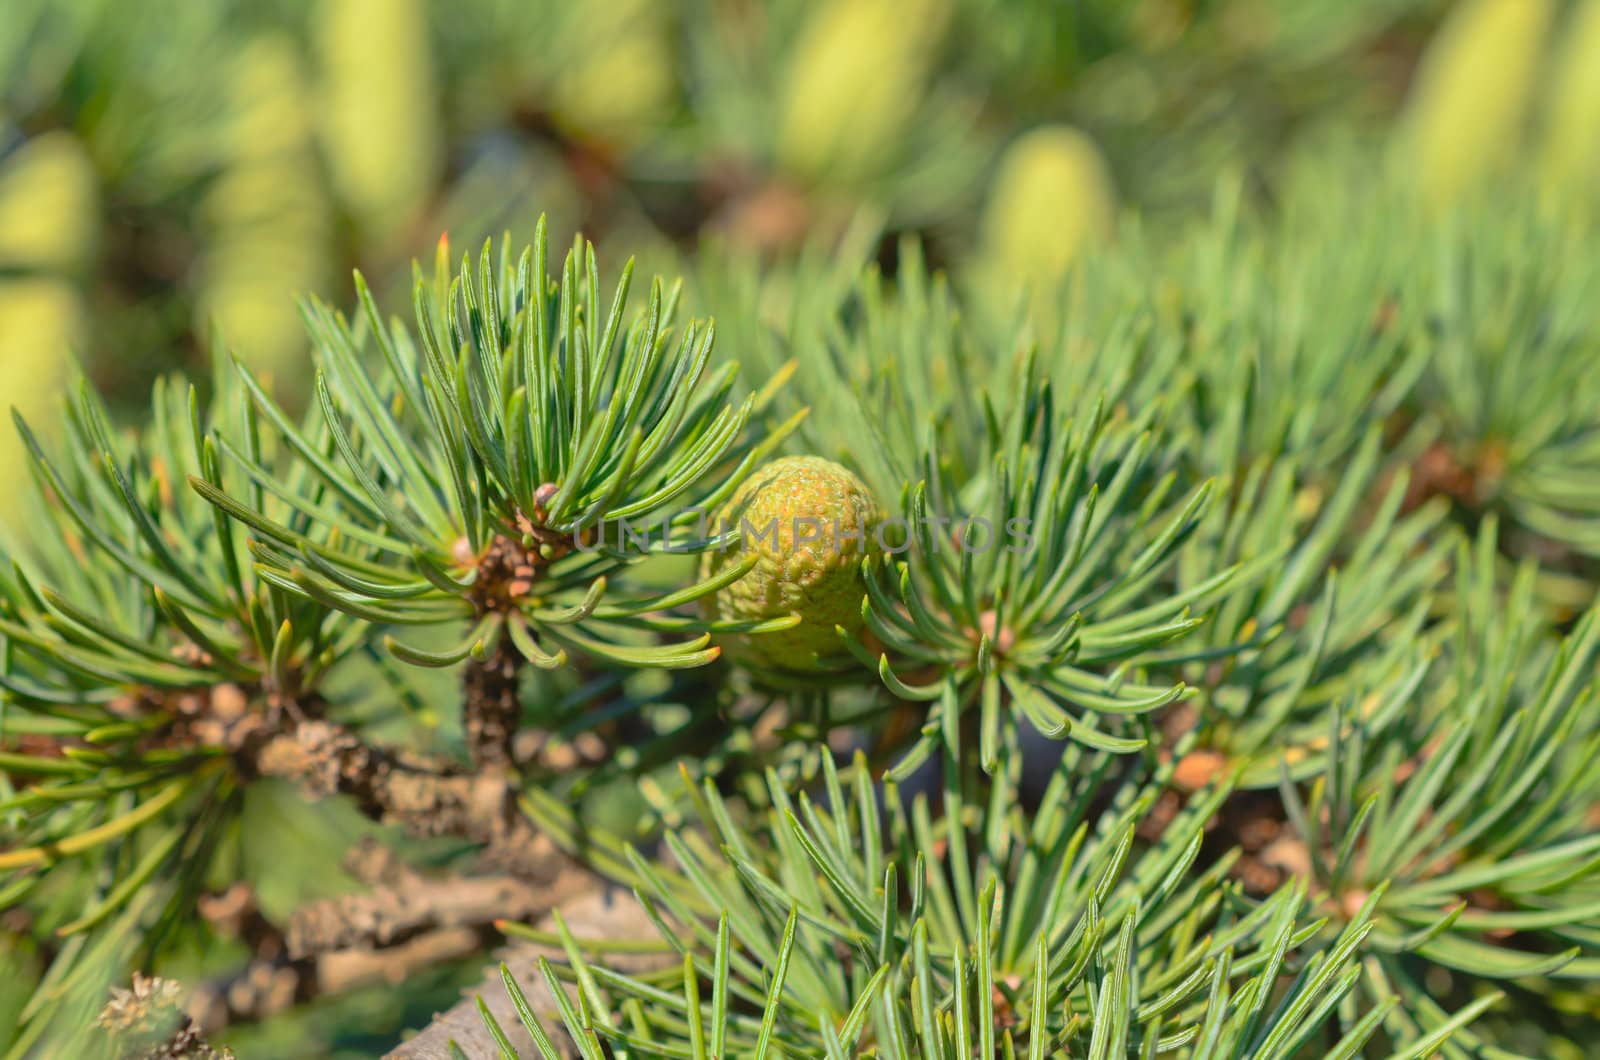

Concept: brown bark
[[189, 850, 595, 1036], [286, 854, 590, 958], [385, 883, 674, 1060], [187, 928, 490, 1036], [195, 710, 564, 881], [460, 636, 524, 771]]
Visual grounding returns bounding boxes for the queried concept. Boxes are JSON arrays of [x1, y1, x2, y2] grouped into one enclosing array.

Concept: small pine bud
[[548, 0, 674, 145], [317, 0, 439, 235], [1396, 0, 1553, 205], [701, 456, 880, 674], [200, 36, 330, 378], [980, 125, 1115, 285], [776, 0, 948, 185], [0, 130, 99, 273], [0, 131, 96, 519], [1542, 0, 1600, 187]]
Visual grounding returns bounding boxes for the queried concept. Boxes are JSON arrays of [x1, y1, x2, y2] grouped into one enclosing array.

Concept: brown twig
[[286, 854, 587, 958], [458, 507, 575, 770], [187, 928, 490, 1036], [188, 704, 565, 880], [386, 882, 673, 1059], [187, 842, 593, 1037], [461, 634, 525, 772]]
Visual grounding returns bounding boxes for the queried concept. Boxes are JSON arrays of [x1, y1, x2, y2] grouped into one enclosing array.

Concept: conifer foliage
[[4, 166, 1600, 1058]]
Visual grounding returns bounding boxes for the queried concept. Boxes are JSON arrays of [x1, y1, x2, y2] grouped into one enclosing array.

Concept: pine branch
[[460, 633, 526, 772], [386, 882, 673, 1060], [284, 848, 588, 958], [8, 163, 1600, 1059], [188, 928, 489, 1037], [212, 709, 565, 880], [485, 747, 1452, 1057]]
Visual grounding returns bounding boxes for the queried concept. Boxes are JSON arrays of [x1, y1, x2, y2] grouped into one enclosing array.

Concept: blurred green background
[[4, 0, 1600, 1053], [9, 0, 1592, 458], [5, 0, 1595, 436]]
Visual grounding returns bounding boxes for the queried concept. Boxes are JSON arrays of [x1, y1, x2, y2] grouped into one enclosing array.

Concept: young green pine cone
[[701, 455, 880, 674]]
